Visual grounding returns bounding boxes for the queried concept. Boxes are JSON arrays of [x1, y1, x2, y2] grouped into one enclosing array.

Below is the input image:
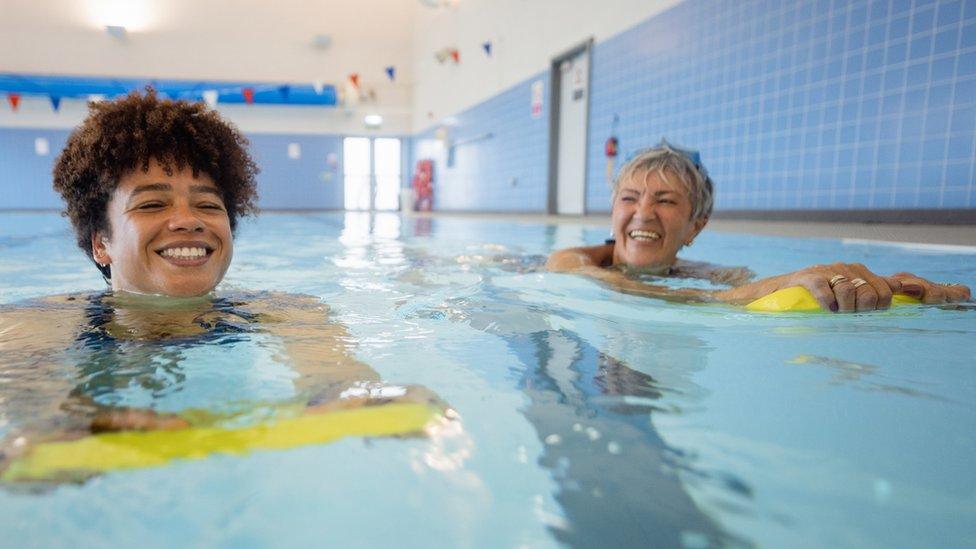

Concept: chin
[[158, 278, 219, 298]]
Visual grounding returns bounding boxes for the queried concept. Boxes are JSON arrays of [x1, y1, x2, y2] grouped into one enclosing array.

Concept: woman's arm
[[248, 292, 443, 409], [715, 263, 971, 312]]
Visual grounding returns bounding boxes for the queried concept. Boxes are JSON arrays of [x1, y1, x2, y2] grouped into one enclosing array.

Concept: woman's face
[[611, 169, 706, 272], [92, 159, 233, 297]]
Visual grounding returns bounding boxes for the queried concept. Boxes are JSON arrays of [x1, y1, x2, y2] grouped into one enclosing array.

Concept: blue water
[[1, 211, 975, 548]]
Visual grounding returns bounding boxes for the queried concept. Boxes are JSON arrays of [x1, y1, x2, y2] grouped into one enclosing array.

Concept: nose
[[634, 196, 657, 220], [167, 202, 205, 233]]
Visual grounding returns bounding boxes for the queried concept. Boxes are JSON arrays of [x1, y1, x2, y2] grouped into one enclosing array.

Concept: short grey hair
[[611, 143, 714, 221]]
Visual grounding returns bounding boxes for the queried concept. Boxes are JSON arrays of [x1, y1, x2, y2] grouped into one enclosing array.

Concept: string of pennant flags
[[1, 40, 494, 113]]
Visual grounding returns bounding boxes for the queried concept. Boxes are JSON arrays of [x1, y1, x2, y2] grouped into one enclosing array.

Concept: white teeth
[[161, 247, 208, 259], [628, 230, 660, 241]]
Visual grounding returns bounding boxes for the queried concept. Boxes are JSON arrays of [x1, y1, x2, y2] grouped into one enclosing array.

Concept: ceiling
[[0, 0, 421, 91]]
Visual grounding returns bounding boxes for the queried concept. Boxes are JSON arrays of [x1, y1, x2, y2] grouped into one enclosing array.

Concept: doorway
[[548, 39, 592, 215], [343, 137, 401, 211]]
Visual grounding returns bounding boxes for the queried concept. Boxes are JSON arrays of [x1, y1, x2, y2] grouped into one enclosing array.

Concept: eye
[[657, 198, 677, 205], [198, 202, 226, 211], [137, 201, 164, 210], [619, 196, 637, 203]]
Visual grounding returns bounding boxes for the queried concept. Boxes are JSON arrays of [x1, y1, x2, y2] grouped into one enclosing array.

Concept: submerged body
[[0, 290, 443, 482]]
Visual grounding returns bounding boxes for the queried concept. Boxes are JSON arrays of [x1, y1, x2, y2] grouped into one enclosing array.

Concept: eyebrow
[[130, 183, 222, 197], [619, 188, 680, 197]]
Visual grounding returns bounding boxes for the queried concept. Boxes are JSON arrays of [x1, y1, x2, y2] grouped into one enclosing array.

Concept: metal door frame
[[547, 38, 594, 215]]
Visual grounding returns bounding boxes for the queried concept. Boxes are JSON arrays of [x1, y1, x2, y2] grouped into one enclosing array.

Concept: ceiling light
[[363, 114, 383, 128], [87, 0, 156, 32]]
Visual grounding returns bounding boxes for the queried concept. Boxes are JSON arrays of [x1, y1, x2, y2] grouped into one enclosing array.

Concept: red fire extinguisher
[[412, 159, 434, 212]]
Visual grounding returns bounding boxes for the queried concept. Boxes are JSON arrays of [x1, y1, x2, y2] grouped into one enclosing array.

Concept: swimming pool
[[1, 211, 974, 548]]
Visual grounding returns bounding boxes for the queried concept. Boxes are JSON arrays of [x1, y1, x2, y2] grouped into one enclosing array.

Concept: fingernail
[[829, 301, 838, 312], [903, 284, 923, 297]]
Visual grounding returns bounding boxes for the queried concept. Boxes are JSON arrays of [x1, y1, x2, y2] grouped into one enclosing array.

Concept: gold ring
[[851, 278, 869, 288], [828, 275, 847, 288]]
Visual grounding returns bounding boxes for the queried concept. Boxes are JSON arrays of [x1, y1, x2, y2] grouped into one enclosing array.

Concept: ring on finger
[[829, 275, 847, 288], [851, 278, 869, 288]]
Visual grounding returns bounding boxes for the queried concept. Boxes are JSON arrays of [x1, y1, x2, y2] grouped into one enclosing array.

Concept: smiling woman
[[547, 141, 972, 312], [91, 162, 234, 297], [0, 92, 449, 483]]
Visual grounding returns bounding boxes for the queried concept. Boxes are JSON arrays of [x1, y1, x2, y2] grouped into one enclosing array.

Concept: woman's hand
[[887, 272, 971, 304], [717, 262, 899, 312]]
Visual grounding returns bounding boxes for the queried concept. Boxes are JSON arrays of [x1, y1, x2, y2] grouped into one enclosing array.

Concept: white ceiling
[[0, 0, 420, 90]]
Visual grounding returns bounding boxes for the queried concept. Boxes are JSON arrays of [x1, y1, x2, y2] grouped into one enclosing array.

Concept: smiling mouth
[[628, 230, 661, 242], [156, 245, 214, 265]]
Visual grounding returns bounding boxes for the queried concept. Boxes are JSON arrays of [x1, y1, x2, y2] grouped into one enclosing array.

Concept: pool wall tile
[[410, 0, 975, 214], [411, 74, 551, 212]]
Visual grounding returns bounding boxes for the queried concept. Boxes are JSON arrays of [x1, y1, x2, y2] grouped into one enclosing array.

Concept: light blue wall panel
[[0, 129, 345, 210], [586, 0, 976, 212], [412, 74, 550, 212], [247, 133, 343, 209], [0, 128, 70, 209]]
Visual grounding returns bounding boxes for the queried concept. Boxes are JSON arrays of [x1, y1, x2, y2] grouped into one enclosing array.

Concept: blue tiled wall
[[0, 129, 345, 210], [587, 0, 976, 212], [414, 0, 975, 213], [247, 134, 343, 209], [0, 128, 70, 209], [412, 74, 551, 212]]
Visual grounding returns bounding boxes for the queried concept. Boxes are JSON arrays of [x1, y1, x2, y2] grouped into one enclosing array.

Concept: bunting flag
[[278, 85, 290, 101], [349, 73, 360, 88], [50, 95, 61, 112], [482, 42, 492, 56], [312, 80, 325, 95], [242, 87, 255, 105], [385, 66, 395, 81], [435, 48, 451, 64], [450, 49, 460, 63], [7, 93, 21, 112]]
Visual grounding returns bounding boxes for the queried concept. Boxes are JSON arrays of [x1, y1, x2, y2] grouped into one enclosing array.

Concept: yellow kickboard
[[4, 402, 440, 482], [746, 286, 921, 312]]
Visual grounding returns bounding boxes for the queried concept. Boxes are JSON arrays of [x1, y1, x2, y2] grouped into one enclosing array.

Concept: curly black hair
[[52, 91, 259, 280]]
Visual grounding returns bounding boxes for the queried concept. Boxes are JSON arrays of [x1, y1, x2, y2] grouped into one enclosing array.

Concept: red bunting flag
[[450, 49, 460, 63], [7, 93, 21, 112], [349, 73, 360, 88], [242, 87, 255, 105]]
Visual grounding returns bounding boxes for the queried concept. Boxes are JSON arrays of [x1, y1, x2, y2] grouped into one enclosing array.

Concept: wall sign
[[531, 80, 543, 118]]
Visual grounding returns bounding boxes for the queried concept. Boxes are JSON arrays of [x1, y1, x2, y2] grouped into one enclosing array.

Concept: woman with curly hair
[[0, 92, 446, 483]]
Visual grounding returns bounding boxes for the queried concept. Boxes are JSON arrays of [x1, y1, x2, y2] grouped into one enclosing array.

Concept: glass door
[[343, 137, 401, 211]]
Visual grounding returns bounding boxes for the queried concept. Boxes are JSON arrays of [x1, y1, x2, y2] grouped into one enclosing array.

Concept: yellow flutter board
[[4, 402, 441, 482], [745, 286, 921, 312]]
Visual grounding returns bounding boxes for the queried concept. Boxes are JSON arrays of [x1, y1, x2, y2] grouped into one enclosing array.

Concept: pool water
[[1, 211, 974, 548]]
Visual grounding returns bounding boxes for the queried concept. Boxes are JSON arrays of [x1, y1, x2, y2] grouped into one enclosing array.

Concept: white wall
[[0, 0, 416, 134], [411, 0, 683, 131]]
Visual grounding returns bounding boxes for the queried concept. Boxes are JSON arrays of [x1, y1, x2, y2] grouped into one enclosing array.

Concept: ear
[[91, 231, 111, 266], [685, 216, 709, 246]]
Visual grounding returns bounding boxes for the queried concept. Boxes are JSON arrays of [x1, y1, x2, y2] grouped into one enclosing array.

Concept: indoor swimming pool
[[1, 211, 974, 548]]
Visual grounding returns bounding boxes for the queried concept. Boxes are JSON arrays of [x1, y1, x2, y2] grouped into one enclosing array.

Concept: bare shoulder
[[546, 244, 613, 272], [0, 293, 89, 350]]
